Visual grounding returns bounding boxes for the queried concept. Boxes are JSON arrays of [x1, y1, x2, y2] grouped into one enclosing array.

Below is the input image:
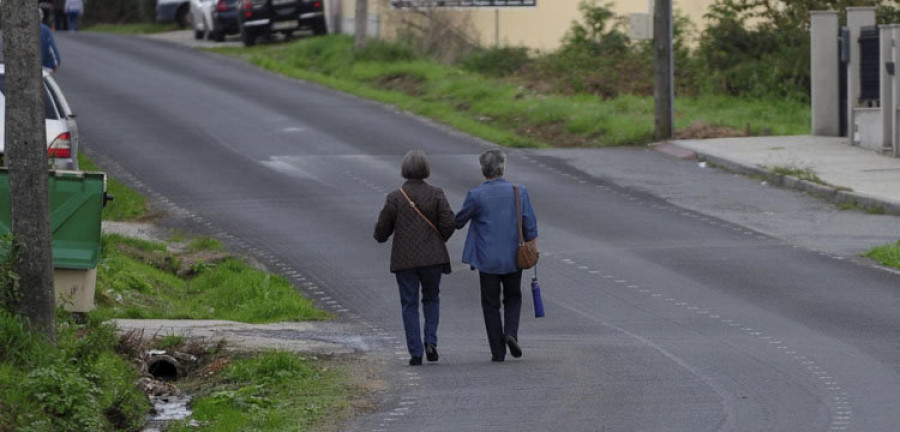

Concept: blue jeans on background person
[[66, 11, 79, 31], [395, 264, 442, 358]]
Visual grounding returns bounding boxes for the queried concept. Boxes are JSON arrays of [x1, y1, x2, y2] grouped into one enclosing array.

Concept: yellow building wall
[[334, 0, 715, 52]]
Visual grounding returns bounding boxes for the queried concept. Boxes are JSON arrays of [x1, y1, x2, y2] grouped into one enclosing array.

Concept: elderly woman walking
[[375, 150, 456, 366], [456, 150, 538, 362]]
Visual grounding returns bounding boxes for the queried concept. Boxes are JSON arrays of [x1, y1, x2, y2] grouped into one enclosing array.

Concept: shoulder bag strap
[[514, 184, 524, 245], [399, 187, 439, 233]]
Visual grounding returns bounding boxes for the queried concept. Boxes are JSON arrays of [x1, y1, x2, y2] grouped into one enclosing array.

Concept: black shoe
[[505, 335, 522, 358], [409, 356, 422, 366], [425, 343, 439, 362], [491, 356, 505, 362]]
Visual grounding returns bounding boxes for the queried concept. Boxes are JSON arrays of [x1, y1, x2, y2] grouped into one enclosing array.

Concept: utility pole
[[354, 0, 369, 51], [1, 0, 56, 340], [653, 0, 674, 140]]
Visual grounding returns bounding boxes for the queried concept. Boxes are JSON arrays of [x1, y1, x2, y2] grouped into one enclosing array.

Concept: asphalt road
[[54, 31, 900, 431]]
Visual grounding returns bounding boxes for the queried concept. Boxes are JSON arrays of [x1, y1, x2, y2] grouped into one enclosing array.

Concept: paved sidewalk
[[113, 319, 376, 355], [663, 135, 900, 214]]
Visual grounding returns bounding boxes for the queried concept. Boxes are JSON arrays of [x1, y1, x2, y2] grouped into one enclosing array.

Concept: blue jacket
[[456, 178, 537, 275], [40, 24, 60, 70]]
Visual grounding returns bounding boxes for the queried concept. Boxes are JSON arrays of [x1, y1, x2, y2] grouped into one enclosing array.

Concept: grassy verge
[[2, 155, 356, 430], [95, 232, 353, 431], [865, 241, 900, 268], [95, 233, 331, 323], [208, 35, 810, 148], [79, 154, 150, 221], [0, 311, 150, 431], [166, 351, 367, 432]]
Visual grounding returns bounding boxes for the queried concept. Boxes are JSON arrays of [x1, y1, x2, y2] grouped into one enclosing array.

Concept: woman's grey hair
[[479, 150, 506, 179], [401, 150, 430, 180]]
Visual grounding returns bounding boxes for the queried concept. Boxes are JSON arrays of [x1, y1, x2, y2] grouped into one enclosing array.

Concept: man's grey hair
[[401, 149, 430, 180], [479, 150, 506, 179]]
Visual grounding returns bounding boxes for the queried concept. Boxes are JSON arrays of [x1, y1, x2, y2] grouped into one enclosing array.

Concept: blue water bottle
[[531, 266, 545, 318]]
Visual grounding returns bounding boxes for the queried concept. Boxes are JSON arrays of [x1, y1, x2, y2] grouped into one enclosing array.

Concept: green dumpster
[[0, 169, 108, 312]]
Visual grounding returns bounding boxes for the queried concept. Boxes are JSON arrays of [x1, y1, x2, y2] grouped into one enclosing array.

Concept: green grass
[[865, 241, 900, 268], [208, 35, 810, 148], [769, 163, 825, 184], [4, 128, 348, 431], [167, 351, 357, 432], [79, 154, 150, 221], [188, 236, 224, 252], [675, 94, 811, 136], [87, 23, 181, 35], [97, 234, 331, 323], [0, 311, 149, 431]]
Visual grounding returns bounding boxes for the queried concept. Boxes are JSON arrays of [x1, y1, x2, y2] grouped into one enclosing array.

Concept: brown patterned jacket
[[374, 179, 455, 273]]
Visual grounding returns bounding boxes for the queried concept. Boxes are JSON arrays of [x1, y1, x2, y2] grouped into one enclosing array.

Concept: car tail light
[[314, 1, 321, 9], [216, 0, 230, 11], [242, 0, 252, 15], [47, 132, 71, 159]]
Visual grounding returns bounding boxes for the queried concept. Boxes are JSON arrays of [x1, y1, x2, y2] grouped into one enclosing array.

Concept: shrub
[[23, 366, 105, 431], [0, 312, 149, 432], [461, 47, 531, 77], [354, 39, 419, 63], [697, 3, 810, 101], [561, 0, 630, 57]]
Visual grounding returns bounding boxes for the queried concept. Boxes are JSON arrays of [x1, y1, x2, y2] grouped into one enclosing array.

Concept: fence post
[[892, 24, 900, 156], [881, 25, 893, 152], [811, 11, 839, 136], [847, 7, 876, 145]]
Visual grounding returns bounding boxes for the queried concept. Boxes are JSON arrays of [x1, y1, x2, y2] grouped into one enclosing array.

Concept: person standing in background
[[64, 0, 83, 31], [39, 1, 54, 26], [53, 0, 68, 31], [40, 9, 61, 72]]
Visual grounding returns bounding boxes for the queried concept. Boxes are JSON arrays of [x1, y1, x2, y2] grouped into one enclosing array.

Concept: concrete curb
[[693, 150, 900, 215]]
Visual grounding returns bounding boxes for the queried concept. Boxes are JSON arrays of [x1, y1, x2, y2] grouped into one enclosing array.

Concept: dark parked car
[[237, 0, 327, 47], [211, 0, 240, 42]]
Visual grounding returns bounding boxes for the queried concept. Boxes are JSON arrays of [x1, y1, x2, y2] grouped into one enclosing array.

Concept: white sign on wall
[[629, 13, 652, 40]]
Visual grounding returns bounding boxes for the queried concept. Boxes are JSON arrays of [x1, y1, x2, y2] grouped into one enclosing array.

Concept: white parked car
[[156, 0, 192, 27], [191, 0, 217, 40], [0, 65, 79, 170]]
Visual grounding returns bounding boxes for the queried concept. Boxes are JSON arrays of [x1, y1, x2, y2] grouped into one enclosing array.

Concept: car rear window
[[0, 75, 61, 120]]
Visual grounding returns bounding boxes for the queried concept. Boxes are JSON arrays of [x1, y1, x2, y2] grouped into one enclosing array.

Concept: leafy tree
[[561, 0, 630, 56]]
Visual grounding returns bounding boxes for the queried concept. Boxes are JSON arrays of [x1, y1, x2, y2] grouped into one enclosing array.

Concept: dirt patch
[[374, 73, 426, 97], [676, 121, 746, 139], [514, 121, 597, 148], [312, 356, 387, 432]]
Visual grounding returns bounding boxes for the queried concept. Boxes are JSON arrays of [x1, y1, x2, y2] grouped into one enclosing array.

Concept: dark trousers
[[54, 10, 68, 31], [479, 270, 522, 360], [395, 265, 442, 358], [66, 11, 79, 31]]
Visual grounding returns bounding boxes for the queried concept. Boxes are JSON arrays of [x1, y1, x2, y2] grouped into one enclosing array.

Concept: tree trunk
[[354, 0, 368, 51], [1, 0, 56, 340]]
